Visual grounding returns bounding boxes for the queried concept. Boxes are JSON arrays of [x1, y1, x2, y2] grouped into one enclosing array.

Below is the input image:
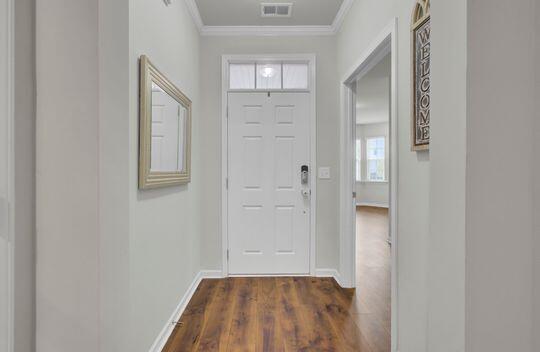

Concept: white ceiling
[[356, 54, 391, 125], [195, 0, 344, 26]]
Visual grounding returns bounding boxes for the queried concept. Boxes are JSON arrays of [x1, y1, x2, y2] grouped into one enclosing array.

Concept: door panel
[[228, 92, 310, 275]]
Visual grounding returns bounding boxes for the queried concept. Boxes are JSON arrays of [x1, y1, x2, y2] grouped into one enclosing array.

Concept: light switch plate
[[318, 167, 331, 180]]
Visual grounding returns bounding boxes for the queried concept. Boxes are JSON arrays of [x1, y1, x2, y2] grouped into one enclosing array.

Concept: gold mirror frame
[[138, 55, 192, 189]]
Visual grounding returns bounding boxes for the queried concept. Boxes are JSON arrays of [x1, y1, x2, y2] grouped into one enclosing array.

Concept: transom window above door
[[229, 62, 309, 90]]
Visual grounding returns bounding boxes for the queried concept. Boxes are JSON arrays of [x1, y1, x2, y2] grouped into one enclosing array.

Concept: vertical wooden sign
[[411, 0, 431, 151]]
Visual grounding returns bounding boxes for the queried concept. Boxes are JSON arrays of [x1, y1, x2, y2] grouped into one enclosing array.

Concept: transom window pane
[[229, 62, 310, 90], [366, 137, 385, 181], [229, 64, 255, 89], [256, 63, 281, 89], [283, 63, 309, 89]]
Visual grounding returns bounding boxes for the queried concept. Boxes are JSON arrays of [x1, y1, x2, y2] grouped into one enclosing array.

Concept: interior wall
[[199, 36, 340, 271], [355, 123, 389, 207], [14, 0, 35, 351], [98, 0, 131, 351], [428, 0, 467, 351], [466, 0, 535, 351], [128, 1, 202, 350], [337, 1, 430, 350], [36, 1, 100, 351]]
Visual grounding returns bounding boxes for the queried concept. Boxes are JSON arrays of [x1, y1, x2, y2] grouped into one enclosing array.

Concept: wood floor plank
[[196, 278, 237, 352], [354, 313, 391, 352], [310, 278, 373, 352], [275, 278, 312, 351], [226, 278, 259, 351], [292, 277, 342, 351], [256, 278, 285, 352], [162, 279, 220, 352]]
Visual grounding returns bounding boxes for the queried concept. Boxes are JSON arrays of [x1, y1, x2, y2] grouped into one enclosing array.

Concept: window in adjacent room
[[355, 139, 362, 182], [366, 137, 385, 181]]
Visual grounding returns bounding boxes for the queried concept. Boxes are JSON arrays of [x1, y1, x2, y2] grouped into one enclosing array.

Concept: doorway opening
[[340, 19, 398, 352], [355, 52, 391, 352]]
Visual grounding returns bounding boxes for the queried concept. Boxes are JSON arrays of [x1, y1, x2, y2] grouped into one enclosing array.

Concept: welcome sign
[[411, 0, 430, 151]]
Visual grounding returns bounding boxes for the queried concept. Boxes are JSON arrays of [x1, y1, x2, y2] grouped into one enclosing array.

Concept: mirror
[[139, 55, 191, 189]]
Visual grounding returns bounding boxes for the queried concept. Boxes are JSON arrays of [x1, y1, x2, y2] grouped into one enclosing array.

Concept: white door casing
[[340, 19, 398, 352], [228, 92, 311, 275]]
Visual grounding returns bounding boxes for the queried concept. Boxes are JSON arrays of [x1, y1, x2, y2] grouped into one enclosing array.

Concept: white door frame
[[339, 18, 398, 352], [0, 0, 15, 350], [221, 54, 317, 277]]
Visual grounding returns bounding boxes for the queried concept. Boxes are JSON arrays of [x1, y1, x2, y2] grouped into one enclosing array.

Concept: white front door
[[228, 92, 311, 275]]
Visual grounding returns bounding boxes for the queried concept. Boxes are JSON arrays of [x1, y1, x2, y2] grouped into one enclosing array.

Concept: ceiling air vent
[[261, 3, 293, 17]]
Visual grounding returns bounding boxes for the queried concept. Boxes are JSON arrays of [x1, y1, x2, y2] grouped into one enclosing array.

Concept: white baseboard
[[148, 270, 223, 352], [315, 268, 344, 287], [356, 201, 389, 208], [199, 270, 224, 279]]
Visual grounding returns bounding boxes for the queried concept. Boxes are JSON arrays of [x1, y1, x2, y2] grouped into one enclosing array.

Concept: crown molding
[[331, 0, 354, 32], [185, 0, 354, 36], [184, 0, 204, 30]]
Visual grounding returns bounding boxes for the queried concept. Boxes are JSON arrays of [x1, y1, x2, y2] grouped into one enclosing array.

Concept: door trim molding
[[314, 269, 344, 287], [339, 18, 399, 352], [221, 54, 317, 277], [1, 0, 15, 350]]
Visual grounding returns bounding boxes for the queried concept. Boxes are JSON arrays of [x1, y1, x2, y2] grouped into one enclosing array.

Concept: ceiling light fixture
[[260, 66, 276, 78]]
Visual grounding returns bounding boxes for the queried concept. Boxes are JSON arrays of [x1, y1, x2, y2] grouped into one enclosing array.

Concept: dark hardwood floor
[[355, 206, 391, 352], [162, 206, 390, 352]]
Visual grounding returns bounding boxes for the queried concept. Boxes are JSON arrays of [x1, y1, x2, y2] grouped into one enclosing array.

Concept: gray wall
[[36, 1, 100, 350], [428, 0, 467, 351], [14, 0, 35, 351], [98, 0, 131, 350], [199, 36, 340, 271], [466, 0, 536, 351], [128, 0, 202, 350]]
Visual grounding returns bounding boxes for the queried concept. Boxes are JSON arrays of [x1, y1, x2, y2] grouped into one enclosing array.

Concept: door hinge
[[226, 106, 229, 119], [225, 177, 229, 190], [227, 249, 229, 261], [352, 191, 357, 198]]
